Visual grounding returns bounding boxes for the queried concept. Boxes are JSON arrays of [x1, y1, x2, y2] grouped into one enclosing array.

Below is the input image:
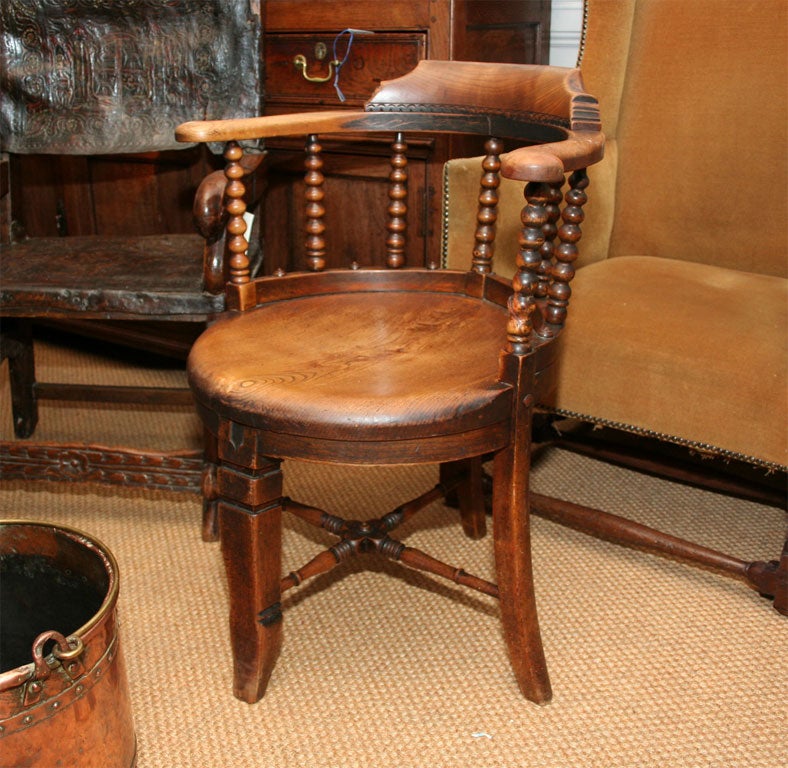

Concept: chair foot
[[775, 539, 788, 615], [232, 600, 283, 703], [748, 537, 788, 615]]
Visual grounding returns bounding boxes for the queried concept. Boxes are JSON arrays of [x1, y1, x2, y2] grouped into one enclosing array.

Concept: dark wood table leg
[[2, 318, 38, 438]]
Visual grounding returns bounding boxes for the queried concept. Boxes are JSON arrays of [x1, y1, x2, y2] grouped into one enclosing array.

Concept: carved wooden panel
[[0, 0, 261, 154], [0, 441, 203, 492], [456, 1, 552, 65]]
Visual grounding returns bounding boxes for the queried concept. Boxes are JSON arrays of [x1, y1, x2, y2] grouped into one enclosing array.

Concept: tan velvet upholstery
[[556, 257, 788, 468], [606, 1, 787, 276], [443, 0, 788, 469]]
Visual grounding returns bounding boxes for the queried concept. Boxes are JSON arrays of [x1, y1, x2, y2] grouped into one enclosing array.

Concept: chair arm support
[[193, 169, 231, 241], [194, 152, 266, 294], [499, 131, 605, 184], [193, 152, 267, 241]]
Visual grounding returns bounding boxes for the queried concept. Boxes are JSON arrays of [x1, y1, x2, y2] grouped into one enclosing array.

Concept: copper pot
[[0, 520, 136, 767]]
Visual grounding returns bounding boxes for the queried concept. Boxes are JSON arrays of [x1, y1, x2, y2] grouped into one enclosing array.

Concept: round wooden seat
[[188, 289, 513, 451]]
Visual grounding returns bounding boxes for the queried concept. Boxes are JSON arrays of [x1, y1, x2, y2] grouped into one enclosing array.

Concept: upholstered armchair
[[443, 0, 787, 610]]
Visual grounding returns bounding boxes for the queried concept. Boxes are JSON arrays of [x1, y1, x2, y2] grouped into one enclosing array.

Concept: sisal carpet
[[1, 335, 786, 768]]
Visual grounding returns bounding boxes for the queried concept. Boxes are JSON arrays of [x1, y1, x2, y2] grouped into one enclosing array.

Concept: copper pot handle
[[32, 631, 85, 680]]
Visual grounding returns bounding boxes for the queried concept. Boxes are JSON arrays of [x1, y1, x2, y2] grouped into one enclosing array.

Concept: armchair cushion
[[549, 256, 788, 470]]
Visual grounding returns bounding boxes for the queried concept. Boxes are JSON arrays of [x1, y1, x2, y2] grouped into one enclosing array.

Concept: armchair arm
[[193, 169, 232, 241], [176, 60, 605, 317], [496, 132, 605, 353], [177, 111, 367, 145], [500, 131, 605, 184]]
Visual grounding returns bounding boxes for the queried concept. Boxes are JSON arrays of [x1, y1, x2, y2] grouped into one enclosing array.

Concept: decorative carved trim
[[569, 94, 601, 131], [366, 102, 570, 129], [0, 441, 202, 492], [544, 409, 787, 473]]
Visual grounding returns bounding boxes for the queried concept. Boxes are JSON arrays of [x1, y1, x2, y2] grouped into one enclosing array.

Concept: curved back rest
[[366, 61, 600, 134], [579, 0, 787, 275]]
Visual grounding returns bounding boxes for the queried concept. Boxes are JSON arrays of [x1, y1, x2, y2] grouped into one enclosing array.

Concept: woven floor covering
[[1, 338, 786, 768]]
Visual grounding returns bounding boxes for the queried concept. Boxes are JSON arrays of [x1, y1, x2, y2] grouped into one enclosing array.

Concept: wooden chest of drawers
[[264, 31, 427, 110], [259, 0, 551, 272]]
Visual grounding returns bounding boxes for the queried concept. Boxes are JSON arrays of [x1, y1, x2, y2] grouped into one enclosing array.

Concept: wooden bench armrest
[[193, 152, 266, 240]]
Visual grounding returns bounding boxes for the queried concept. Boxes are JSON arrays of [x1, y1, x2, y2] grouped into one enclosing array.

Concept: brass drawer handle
[[293, 30, 373, 100], [293, 54, 341, 84]]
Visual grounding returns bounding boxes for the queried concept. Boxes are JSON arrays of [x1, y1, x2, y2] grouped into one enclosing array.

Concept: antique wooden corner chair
[[0, 0, 262, 495], [176, 60, 604, 704], [443, 0, 787, 611]]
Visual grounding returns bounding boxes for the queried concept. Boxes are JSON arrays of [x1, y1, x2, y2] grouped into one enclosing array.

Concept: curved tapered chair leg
[[492, 394, 551, 705]]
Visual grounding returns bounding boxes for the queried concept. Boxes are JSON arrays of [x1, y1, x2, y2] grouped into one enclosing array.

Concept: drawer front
[[264, 32, 426, 110]]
